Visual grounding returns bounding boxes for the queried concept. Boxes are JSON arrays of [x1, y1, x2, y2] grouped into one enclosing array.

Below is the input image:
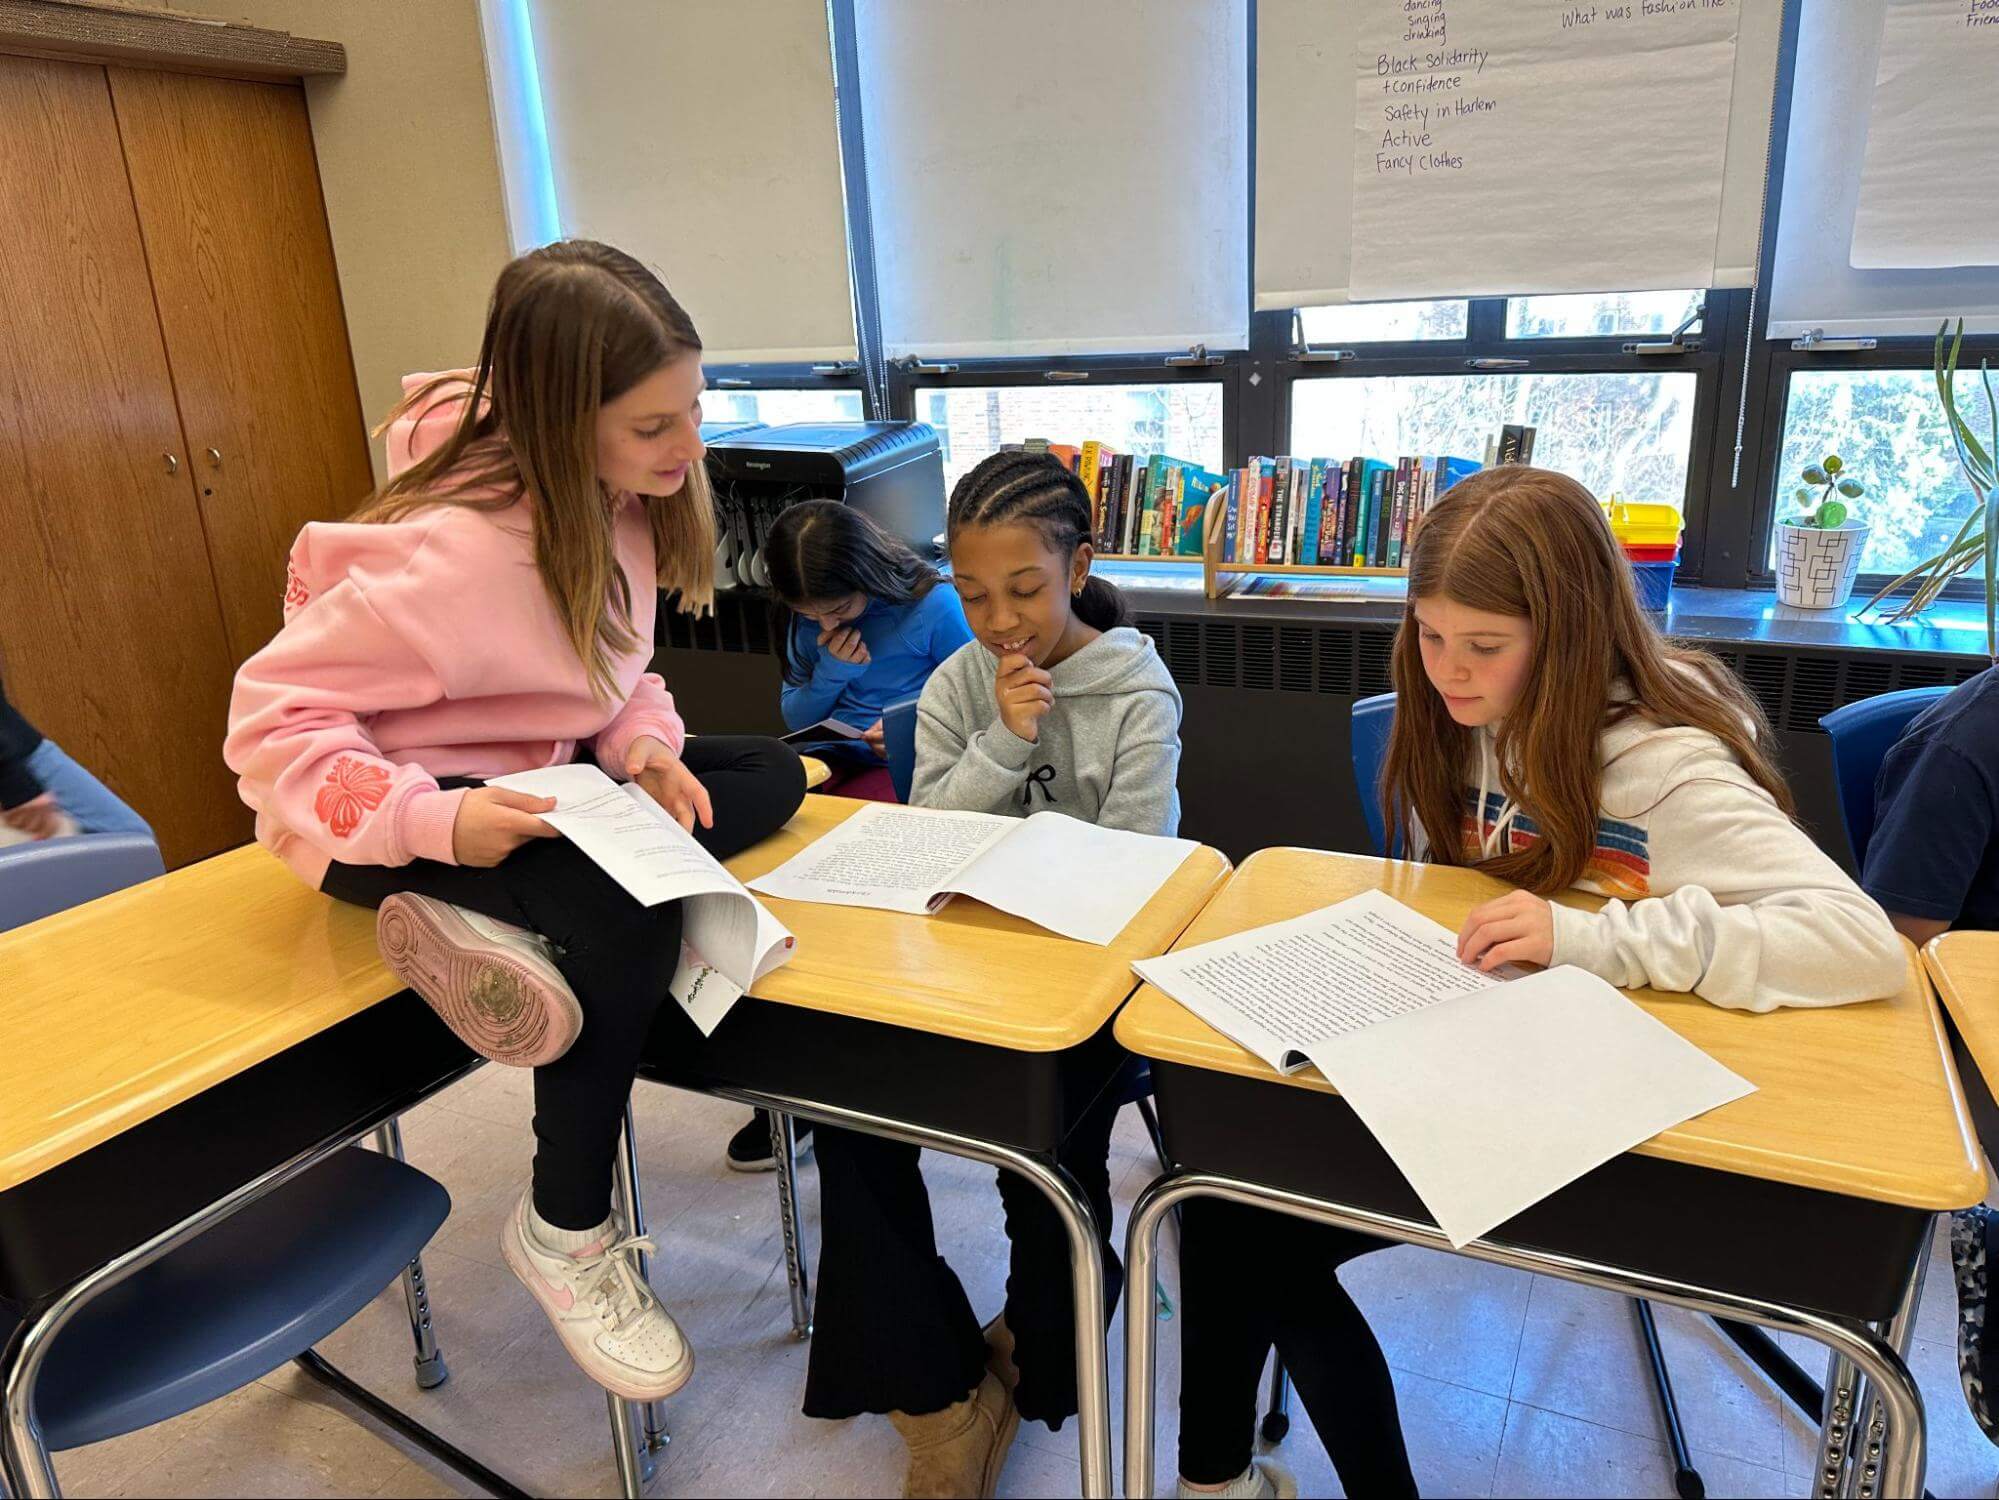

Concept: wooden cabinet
[[0, 53, 371, 868]]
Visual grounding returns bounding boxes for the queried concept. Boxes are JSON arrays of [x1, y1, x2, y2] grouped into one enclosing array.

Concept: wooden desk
[[726, 796, 1231, 1050], [1116, 847, 1979, 1500], [0, 845, 397, 1194], [1925, 931, 1999, 1104], [1119, 848, 1984, 1211]]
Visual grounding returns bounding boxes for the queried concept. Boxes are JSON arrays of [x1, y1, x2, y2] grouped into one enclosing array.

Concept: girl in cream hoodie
[[1170, 465, 1903, 1500]]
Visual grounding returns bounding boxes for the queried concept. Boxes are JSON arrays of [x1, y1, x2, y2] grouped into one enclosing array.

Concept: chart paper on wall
[[1348, 0, 1743, 301], [1851, 0, 1999, 270]]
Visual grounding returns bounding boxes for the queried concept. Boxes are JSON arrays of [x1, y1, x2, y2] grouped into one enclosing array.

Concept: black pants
[[322, 736, 806, 1229], [802, 1087, 1125, 1427], [1176, 1202, 1418, 1494]]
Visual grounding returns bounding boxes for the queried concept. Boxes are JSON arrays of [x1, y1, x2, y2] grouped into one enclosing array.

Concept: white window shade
[[513, 0, 856, 365], [1768, 0, 1999, 338], [1255, 0, 1783, 311], [856, 0, 1248, 359]]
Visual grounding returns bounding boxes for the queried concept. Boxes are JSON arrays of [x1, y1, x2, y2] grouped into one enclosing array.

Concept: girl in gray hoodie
[[799, 451, 1183, 1497]]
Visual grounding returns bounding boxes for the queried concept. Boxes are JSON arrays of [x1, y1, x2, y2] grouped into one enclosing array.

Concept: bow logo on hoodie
[[1020, 764, 1059, 808]]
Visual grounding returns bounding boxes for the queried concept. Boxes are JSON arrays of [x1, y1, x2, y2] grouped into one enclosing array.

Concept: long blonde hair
[[1383, 466, 1794, 895], [356, 239, 716, 699]]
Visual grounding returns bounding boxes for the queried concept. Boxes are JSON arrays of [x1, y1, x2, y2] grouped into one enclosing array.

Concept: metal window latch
[[712, 378, 752, 389], [1466, 357, 1530, 371], [1624, 309, 1705, 355], [1790, 328, 1879, 352], [1163, 342, 1226, 368], [1044, 370, 1091, 382], [891, 356, 958, 376], [810, 360, 862, 376], [1289, 309, 1354, 364]]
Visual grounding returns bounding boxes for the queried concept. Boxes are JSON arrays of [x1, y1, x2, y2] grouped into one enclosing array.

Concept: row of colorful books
[[1003, 439, 1217, 558], [1002, 438, 1484, 568]]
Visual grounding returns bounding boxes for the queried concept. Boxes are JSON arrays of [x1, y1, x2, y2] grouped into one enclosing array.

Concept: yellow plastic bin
[[1602, 500, 1683, 548]]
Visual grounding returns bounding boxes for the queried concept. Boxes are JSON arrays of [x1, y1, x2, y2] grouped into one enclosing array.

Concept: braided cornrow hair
[[946, 451, 1131, 631]]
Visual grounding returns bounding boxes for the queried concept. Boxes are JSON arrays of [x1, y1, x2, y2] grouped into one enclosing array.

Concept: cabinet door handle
[[206, 448, 222, 468], [163, 452, 179, 476]]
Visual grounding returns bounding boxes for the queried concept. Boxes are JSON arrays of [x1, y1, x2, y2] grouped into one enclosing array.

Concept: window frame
[[1748, 333, 1999, 594], [1259, 292, 1733, 582]]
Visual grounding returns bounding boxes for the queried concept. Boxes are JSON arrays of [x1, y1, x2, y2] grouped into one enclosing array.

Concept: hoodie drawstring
[[1476, 730, 1520, 859]]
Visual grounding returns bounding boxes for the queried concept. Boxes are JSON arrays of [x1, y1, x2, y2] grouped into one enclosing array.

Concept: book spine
[[1255, 460, 1274, 564], [1498, 425, 1523, 465], [1120, 456, 1143, 552], [1373, 468, 1393, 566], [1318, 460, 1342, 565], [1520, 425, 1537, 464], [1135, 464, 1151, 560], [1388, 458, 1411, 568], [1339, 458, 1360, 566], [1269, 457, 1291, 565], [1301, 459, 1325, 567], [1223, 472, 1240, 562], [1079, 440, 1102, 529]]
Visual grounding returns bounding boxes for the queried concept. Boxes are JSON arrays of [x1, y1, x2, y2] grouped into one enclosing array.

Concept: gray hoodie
[[912, 627, 1183, 836]]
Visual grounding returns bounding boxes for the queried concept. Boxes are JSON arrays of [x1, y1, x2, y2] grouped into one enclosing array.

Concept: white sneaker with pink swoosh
[[499, 1191, 694, 1401]]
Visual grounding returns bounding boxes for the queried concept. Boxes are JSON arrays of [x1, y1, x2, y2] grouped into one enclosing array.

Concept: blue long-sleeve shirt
[[780, 587, 975, 734]]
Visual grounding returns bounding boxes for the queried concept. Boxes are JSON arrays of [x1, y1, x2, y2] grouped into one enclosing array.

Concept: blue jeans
[[27, 740, 153, 838]]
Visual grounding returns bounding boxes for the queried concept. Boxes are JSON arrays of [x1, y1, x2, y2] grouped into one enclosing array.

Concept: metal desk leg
[[1844, 1219, 1933, 1500], [373, 1121, 449, 1389], [707, 1085, 1114, 1499], [607, 1102, 667, 1491], [1124, 1172, 1931, 1500], [769, 1110, 814, 1340]]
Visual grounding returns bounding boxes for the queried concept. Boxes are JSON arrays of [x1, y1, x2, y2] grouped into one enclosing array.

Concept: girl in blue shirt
[[766, 499, 973, 802]]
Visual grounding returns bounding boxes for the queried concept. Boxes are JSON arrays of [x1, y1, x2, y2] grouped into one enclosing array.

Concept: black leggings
[[322, 736, 806, 1229], [802, 1087, 1125, 1427], [1177, 1203, 1418, 1495]]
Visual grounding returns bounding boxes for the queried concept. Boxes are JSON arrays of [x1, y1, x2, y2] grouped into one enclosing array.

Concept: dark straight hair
[[765, 499, 941, 685], [945, 451, 1131, 632]]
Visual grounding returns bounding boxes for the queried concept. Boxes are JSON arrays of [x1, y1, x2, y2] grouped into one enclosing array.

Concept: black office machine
[[703, 421, 946, 590]]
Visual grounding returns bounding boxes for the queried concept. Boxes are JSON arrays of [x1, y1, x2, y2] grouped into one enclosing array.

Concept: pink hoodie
[[224, 373, 686, 886]]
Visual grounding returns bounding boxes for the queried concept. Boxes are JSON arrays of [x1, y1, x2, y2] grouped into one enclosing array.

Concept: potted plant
[[1775, 453, 1868, 608], [1857, 320, 1999, 653]]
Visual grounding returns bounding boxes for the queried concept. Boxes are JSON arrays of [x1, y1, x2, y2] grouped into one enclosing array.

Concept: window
[[1295, 300, 1468, 345], [1767, 369, 1986, 579], [702, 389, 865, 427], [1290, 371, 1700, 511], [1506, 290, 1704, 340], [914, 383, 1226, 499]]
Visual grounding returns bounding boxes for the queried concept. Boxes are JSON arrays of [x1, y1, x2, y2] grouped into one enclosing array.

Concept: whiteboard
[[1850, 0, 1999, 270], [1347, 0, 1743, 302]]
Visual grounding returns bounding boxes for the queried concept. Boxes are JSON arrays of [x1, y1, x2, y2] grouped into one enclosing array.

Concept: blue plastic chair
[[1349, 691, 1398, 856], [1819, 686, 1952, 867], [0, 838, 487, 1493], [0, 832, 164, 934], [883, 695, 921, 803]]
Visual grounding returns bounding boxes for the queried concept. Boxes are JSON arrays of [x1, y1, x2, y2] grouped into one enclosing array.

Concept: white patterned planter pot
[[1775, 521, 1870, 609]]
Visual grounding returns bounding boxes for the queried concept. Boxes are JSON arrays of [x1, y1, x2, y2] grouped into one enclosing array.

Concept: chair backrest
[[0, 832, 165, 934], [883, 695, 921, 803], [1818, 686, 1952, 867], [1349, 691, 1397, 857]]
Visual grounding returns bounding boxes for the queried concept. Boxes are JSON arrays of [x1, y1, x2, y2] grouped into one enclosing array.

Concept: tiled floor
[[48, 1066, 1999, 1498]]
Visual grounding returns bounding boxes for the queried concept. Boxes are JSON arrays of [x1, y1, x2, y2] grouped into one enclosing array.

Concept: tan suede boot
[[981, 1314, 1019, 1394], [887, 1369, 1019, 1499]]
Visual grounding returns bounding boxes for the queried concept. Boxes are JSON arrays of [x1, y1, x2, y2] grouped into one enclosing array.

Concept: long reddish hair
[[1383, 466, 1793, 895]]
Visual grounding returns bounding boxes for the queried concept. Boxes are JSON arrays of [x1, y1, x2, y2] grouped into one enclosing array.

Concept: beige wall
[[137, 0, 515, 479]]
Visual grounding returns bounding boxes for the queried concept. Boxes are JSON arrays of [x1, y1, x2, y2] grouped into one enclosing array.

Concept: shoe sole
[[378, 895, 582, 1068], [500, 1207, 696, 1404]]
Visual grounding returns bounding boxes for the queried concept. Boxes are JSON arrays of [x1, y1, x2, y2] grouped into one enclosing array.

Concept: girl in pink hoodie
[[225, 239, 805, 1405]]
